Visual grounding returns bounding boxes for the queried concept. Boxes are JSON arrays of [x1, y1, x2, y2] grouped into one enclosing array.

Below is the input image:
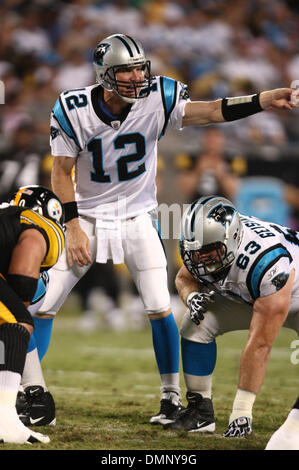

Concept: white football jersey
[[211, 215, 299, 312], [50, 77, 189, 219]]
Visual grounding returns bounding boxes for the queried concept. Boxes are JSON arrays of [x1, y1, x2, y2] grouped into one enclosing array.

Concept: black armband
[[221, 93, 263, 121], [63, 201, 79, 223], [6, 274, 38, 303]]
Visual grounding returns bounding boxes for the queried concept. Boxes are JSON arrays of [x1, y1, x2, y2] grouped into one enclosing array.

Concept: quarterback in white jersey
[[165, 196, 299, 439], [35, 32, 297, 425], [50, 77, 186, 220]]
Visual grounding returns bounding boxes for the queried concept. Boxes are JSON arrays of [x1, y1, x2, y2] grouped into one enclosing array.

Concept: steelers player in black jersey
[[0, 185, 64, 445]]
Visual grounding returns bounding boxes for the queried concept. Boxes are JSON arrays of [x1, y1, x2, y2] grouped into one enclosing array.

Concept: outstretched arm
[[182, 88, 298, 127]]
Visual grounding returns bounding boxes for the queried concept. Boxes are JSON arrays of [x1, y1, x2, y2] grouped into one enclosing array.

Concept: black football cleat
[[150, 391, 184, 425], [16, 386, 56, 427], [164, 392, 215, 432]]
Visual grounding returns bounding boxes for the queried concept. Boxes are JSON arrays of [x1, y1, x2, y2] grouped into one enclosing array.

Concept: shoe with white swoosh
[[163, 392, 215, 432], [16, 386, 56, 427]]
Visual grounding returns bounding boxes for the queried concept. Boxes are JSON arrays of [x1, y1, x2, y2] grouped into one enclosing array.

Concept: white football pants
[[39, 212, 170, 316]]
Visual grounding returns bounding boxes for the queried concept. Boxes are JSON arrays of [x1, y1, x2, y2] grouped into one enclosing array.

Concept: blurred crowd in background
[[0, 0, 299, 331]]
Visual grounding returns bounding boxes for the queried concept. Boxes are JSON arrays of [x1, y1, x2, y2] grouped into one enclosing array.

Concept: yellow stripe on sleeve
[[0, 301, 17, 325], [20, 210, 65, 269]]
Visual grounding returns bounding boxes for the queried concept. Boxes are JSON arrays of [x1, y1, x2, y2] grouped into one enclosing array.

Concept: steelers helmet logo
[[47, 198, 63, 222]]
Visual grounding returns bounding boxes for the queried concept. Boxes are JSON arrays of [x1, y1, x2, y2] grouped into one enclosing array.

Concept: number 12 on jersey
[[87, 133, 146, 183]]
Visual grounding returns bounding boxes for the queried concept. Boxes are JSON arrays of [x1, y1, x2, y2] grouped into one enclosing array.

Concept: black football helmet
[[11, 185, 65, 227]]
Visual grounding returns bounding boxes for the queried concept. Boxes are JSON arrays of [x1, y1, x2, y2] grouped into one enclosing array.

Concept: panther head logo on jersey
[[94, 43, 111, 66], [271, 272, 289, 290], [50, 126, 60, 140], [179, 85, 190, 101]]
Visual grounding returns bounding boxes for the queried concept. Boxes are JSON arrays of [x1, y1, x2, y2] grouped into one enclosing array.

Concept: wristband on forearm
[[229, 388, 256, 422], [63, 201, 79, 223], [222, 93, 263, 121]]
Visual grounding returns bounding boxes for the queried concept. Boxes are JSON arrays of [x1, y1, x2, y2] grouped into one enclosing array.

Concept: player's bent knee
[[147, 307, 171, 319], [33, 312, 55, 319], [180, 311, 216, 344]]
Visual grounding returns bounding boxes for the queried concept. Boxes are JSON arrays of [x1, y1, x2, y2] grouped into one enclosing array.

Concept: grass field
[[3, 299, 299, 453]]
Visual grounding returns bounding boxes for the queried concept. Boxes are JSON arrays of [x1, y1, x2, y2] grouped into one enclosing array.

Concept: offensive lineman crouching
[[164, 196, 299, 447], [0, 185, 64, 444]]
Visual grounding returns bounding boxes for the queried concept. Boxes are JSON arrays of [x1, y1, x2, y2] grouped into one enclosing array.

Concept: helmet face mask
[[93, 34, 152, 103], [180, 196, 243, 283], [10, 185, 65, 227], [181, 241, 234, 282]]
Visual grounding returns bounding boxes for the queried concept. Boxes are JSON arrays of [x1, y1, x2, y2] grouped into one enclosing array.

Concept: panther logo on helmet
[[208, 204, 236, 227], [94, 43, 111, 66]]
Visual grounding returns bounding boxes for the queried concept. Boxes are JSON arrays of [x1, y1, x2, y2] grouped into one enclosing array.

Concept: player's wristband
[[229, 388, 256, 422], [63, 201, 79, 223], [222, 93, 263, 121]]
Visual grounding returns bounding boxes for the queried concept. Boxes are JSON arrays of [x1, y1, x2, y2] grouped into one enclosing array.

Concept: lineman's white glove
[[223, 417, 252, 438], [186, 290, 215, 326]]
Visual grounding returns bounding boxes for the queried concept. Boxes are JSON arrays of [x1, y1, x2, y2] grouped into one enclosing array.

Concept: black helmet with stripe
[[11, 185, 65, 227], [179, 196, 243, 282], [93, 33, 152, 103]]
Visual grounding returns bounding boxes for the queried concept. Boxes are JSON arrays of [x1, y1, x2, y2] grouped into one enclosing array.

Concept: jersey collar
[[91, 85, 132, 128]]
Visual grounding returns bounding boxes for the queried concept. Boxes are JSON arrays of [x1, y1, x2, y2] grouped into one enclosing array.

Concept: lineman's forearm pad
[[6, 274, 38, 303], [222, 93, 263, 121]]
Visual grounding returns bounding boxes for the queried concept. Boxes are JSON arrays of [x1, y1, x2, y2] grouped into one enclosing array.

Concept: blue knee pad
[[150, 313, 179, 375], [181, 337, 217, 376]]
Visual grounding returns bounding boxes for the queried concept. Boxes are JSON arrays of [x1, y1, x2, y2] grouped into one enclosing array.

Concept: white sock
[[0, 370, 21, 406], [184, 373, 212, 399], [21, 348, 47, 390], [160, 373, 181, 397]]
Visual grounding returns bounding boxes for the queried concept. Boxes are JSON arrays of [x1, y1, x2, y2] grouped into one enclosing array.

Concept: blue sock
[[150, 313, 179, 375], [27, 332, 37, 353], [33, 317, 54, 361], [181, 337, 217, 376]]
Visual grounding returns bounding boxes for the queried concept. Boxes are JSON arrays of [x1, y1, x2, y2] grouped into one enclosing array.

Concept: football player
[[164, 196, 299, 437], [0, 185, 64, 444], [16, 271, 56, 428], [37, 33, 298, 424]]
